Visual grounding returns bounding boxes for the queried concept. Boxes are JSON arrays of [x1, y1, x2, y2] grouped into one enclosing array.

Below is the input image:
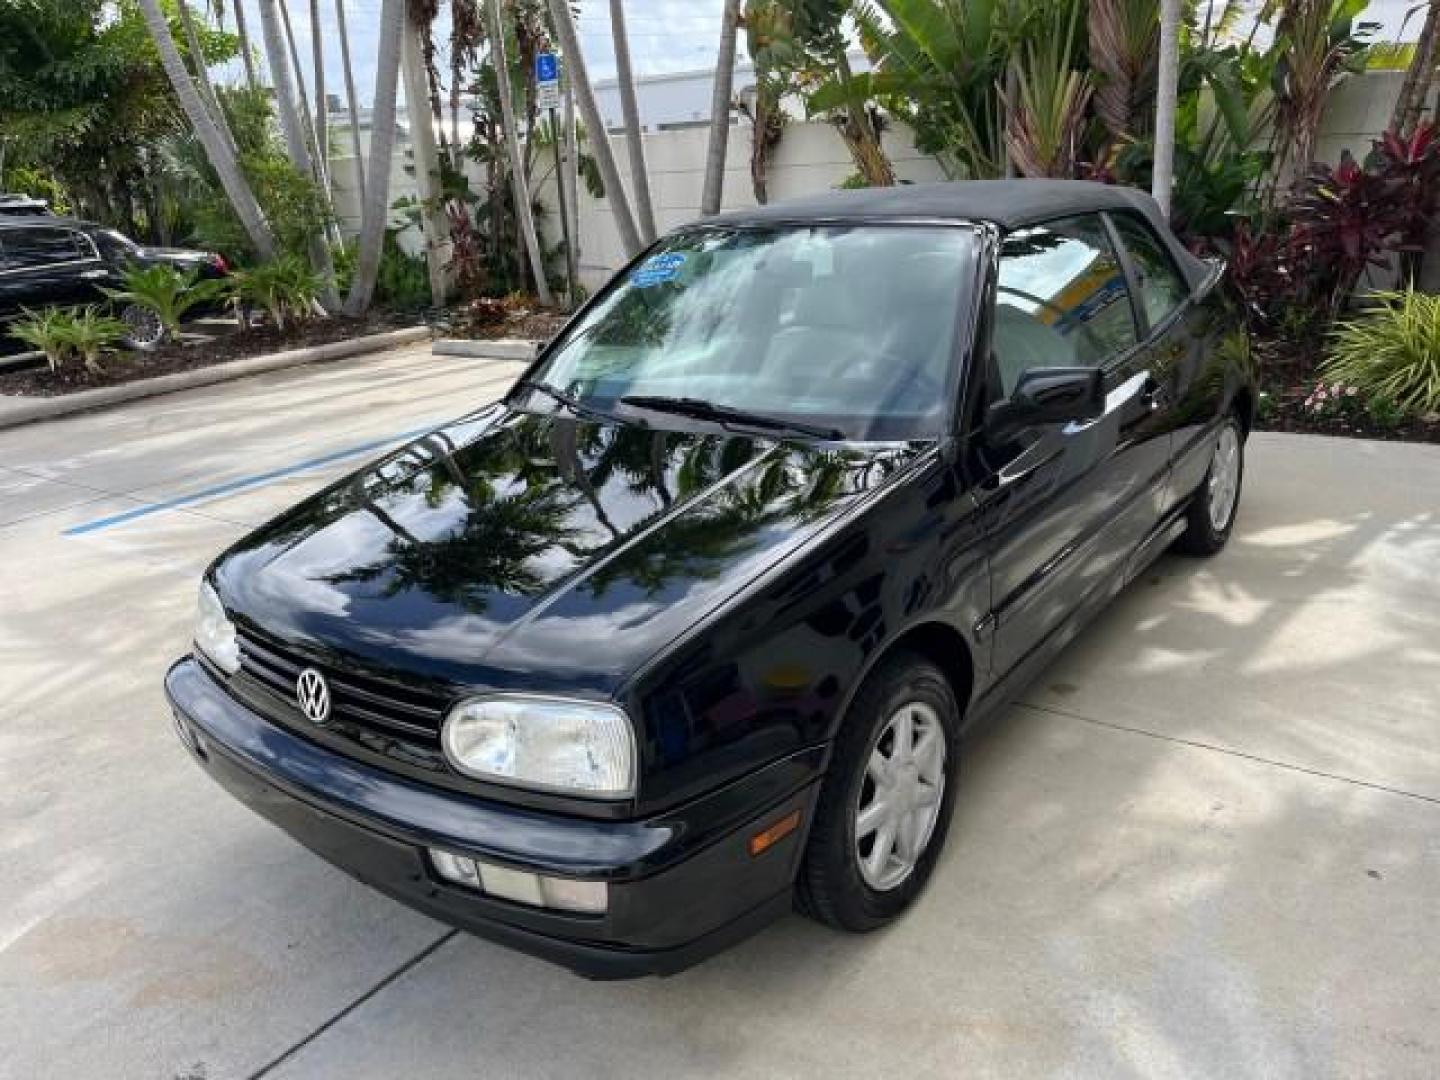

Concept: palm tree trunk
[[610, 0, 656, 241], [561, 76, 581, 300], [487, 0, 554, 305], [1151, 0, 1181, 218], [178, 0, 239, 153], [546, 0, 641, 256], [700, 0, 740, 216], [345, 0, 404, 314], [233, 0, 261, 89], [258, 0, 340, 305], [278, 0, 329, 196], [310, 0, 331, 203], [136, 0, 276, 259], [401, 16, 450, 306], [335, 0, 367, 211]]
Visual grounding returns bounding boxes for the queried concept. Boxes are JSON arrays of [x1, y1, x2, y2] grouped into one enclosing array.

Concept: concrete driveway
[[2, 346, 1437, 1079]]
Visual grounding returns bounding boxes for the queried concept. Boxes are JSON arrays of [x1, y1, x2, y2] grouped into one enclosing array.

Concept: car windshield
[[527, 225, 976, 441]]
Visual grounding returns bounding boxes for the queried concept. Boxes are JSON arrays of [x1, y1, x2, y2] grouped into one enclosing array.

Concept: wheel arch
[[831, 619, 976, 740]]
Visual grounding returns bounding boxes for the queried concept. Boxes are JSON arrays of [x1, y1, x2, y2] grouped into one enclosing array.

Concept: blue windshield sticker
[[631, 252, 686, 287]]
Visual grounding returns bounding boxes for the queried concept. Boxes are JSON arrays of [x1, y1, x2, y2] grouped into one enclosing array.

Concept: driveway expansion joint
[[1018, 700, 1440, 807]]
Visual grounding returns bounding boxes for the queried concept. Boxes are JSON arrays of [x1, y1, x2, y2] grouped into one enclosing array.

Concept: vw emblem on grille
[[296, 668, 331, 724]]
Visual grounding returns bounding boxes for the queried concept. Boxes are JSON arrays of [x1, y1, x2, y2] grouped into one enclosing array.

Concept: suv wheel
[[1175, 416, 1244, 556], [797, 651, 961, 931], [119, 303, 164, 351]]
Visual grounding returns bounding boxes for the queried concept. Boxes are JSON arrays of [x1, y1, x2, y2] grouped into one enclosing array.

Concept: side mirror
[[986, 366, 1105, 441]]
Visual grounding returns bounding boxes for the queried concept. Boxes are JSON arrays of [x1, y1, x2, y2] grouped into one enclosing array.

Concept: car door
[[1105, 209, 1218, 516], [972, 213, 1171, 678]]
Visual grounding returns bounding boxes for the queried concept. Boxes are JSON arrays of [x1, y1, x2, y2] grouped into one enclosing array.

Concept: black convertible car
[[166, 181, 1252, 977]]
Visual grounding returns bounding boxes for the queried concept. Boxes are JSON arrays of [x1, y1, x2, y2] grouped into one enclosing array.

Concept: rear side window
[[1110, 212, 1190, 330], [992, 214, 1136, 396], [2, 227, 84, 268]]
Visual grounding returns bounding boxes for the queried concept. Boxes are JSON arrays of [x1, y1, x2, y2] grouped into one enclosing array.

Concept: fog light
[[429, 850, 481, 888], [537, 875, 608, 915], [427, 848, 608, 914]]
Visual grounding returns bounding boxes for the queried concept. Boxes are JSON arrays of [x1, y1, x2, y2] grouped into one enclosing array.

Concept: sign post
[[536, 51, 573, 308]]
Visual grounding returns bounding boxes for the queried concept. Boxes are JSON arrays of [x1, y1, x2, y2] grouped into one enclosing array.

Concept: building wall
[[325, 70, 1407, 288]]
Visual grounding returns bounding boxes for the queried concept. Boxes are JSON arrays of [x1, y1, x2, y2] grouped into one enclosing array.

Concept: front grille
[[235, 628, 447, 744]]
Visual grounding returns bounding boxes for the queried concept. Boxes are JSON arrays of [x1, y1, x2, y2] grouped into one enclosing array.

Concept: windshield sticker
[[631, 252, 686, 287]]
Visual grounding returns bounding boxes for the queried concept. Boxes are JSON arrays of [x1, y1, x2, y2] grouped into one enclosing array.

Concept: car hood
[[214, 406, 925, 695]]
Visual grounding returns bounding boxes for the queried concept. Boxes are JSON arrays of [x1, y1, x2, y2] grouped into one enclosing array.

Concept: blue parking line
[[63, 424, 435, 536]]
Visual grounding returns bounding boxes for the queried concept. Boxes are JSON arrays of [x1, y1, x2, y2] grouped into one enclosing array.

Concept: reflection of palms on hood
[[213, 407, 921, 691]]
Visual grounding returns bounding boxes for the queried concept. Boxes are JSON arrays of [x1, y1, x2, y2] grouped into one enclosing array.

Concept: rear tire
[[1174, 415, 1244, 556], [797, 651, 961, 932]]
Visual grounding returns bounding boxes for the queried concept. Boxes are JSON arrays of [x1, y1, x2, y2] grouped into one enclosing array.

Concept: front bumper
[[165, 658, 820, 978]]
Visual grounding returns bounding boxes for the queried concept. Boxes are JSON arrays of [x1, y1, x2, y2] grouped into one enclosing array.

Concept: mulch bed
[[0, 314, 425, 398], [1254, 371, 1440, 445]]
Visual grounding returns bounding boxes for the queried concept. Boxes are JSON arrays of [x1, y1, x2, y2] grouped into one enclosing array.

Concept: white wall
[[325, 70, 1406, 287]]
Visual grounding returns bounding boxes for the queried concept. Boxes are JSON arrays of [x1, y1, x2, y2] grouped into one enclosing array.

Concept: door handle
[[80, 269, 108, 280], [1141, 377, 1172, 411]]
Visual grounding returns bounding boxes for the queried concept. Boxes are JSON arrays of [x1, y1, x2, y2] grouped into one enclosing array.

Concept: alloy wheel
[[853, 700, 947, 892], [121, 303, 165, 351], [1207, 424, 1241, 531]]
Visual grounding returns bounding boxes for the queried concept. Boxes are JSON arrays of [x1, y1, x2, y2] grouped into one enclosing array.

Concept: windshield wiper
[[619, 395, 844, 441], [515, 379, 614, 422]]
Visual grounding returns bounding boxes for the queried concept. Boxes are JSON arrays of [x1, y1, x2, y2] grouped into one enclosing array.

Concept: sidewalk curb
[[432, 338, 538, 362], [0, 325, 432, 432]]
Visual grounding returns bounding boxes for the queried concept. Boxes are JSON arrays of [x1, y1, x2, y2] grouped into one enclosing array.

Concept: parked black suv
[[0, 216, 228, 349]]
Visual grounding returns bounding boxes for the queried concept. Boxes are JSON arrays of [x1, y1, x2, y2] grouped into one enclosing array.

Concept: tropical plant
[[57, 306, 133, 374], [1323, 289, 1440, 415], [102, 264, 227, 343], [135, 0, 277, 258], [1088, 0, 1159, 144], [8, 306, 76, 372], [346, 0, 407, 314], [702, 0, 744, 213], [545, 0, 641, 254], [375, 230, 432, 311], [1002, 1, 1092, 178], [1268, 0, 1376, 192], [1391, 0, 1440, 135], [737, 0, 796, 204], [234, 254, 326, 330]]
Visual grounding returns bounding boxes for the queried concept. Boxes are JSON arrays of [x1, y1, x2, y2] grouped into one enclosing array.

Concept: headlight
[[441, 696, 636, 799], [195, 580, 241, 675]]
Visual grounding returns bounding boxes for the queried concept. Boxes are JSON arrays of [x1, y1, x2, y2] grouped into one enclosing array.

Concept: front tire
[[797, 651, 961, 931], [1174, 415, 1244, 556]]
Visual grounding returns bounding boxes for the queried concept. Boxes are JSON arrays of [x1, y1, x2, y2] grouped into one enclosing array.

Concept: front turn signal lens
[[749, 810, 802, 857]]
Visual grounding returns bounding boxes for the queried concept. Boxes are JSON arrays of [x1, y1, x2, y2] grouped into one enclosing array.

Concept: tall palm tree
[[1152, 0, 1181, 217], [230, 0, 261, 89], [546, 0, 642, 256], [701, 0, 741, 216], [177, 0, 236, 151], [1393, 1, 1440, 136], [335, 0, 366, 207], [136, 0, 277, 259], [257, 0, 339, 305], [345, 0, 405, 314], [561, 75, 581, 297], [400, 13, 449, 306], [309, 0, 330, 201], [610, 0, 656, 241], [487, 0, 553, 304]]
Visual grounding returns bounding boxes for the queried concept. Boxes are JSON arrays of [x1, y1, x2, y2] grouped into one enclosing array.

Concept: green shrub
[[101, 264, 227, 343], [1323, 289, 1440, 416], [233, 254, 325, 331], [375, 230, 430, 311], [57, 306, 131, 374], [9, 306, 76, 371]]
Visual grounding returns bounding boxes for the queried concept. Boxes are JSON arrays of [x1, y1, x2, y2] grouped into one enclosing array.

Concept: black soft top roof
[[705, 179, 1212, 290]]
